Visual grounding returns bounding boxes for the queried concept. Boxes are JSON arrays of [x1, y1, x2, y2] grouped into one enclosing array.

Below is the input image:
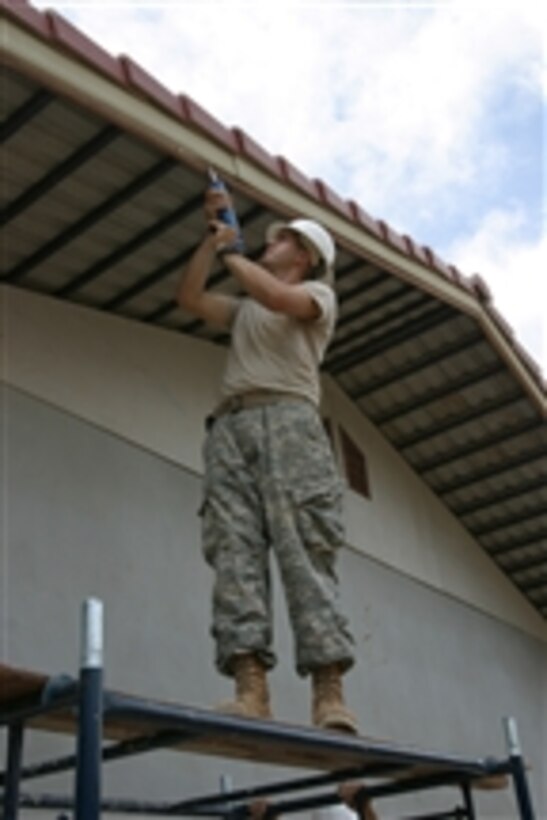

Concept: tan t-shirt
[[220, 281, 337, 407]]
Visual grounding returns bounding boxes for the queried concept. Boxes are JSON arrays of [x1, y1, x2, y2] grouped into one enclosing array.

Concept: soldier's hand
[[205, 188, 233, 222], [208, 220, 238, 254]]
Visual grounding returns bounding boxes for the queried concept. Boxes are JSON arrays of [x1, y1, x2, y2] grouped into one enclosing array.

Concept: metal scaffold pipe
[[503, 716, 536, 820], [75, 597, 104, 820]]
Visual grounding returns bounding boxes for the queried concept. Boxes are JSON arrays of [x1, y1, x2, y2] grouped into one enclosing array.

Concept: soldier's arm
[[177, 233, 239, 330], [223, 252, 320, 321]]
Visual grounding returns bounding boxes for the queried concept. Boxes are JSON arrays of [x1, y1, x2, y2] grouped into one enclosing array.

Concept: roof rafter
[[2, 124, 120, 225], [328, 304, 455, 375]]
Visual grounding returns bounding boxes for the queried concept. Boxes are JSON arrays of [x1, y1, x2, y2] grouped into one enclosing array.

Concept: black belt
[[206, 391, 312, 431]]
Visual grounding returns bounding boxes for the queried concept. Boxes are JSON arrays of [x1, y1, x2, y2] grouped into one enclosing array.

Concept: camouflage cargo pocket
[[290, 482, 345, 572]]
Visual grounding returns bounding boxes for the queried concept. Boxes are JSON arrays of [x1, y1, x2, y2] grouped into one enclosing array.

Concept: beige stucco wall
[[1, 283, 545, 643]]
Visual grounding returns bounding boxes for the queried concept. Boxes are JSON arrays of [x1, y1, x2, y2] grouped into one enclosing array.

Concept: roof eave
[[1, 7, 545, 417]]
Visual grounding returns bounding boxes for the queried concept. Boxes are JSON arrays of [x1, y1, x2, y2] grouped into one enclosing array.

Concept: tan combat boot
[[311, 663, 358, 735], [217, 653, 272, 720]]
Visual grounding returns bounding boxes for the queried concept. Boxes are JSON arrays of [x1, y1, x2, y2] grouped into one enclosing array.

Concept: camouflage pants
[[201, 399, 355, 677]]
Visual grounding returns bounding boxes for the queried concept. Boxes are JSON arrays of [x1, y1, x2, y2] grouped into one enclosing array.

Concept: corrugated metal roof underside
[[1, 64, 546, 618]]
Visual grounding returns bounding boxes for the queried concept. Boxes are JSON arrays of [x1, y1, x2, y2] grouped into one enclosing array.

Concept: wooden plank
[[0, 664, 508, 789], [0, 663, 47, 701]]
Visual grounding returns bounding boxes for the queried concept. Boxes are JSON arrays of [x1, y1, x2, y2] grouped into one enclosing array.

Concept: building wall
[[1, 285, 546, 817]]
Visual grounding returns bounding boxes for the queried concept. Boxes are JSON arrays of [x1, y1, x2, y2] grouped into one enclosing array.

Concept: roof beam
[[415, 418, 543, 474], [2, 157, 176, 285], [331, 264, 391, 299], [504, 553, 547, 574], [105, 246, 196, 313], [0, 88, 52, 143], [59, 193, 203, 297], [471, 505, 547, 538], [331, 292, 430, 355], [519, 576, 547, 594], [432, 446, 547, 496], [2, 125, 119, 225], [450, 477, 547, 517], [350, 331, 484, 399], [487, 530, 547, 557], [335, 259, 372, 286], [397, 391, 525, 451], [372, 361, 507, 425], [327, 304, 455, 375]]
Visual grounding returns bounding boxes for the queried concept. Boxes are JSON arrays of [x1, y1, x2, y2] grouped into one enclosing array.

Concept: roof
[[1, 0, 546, 620]]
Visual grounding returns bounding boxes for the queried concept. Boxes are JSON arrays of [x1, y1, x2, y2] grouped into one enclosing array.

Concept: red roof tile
[[232, 128, 281, 178], [120, 55, 181, 119], [377, 220, 409, 256], [314, 179, 354, 220], [0, 0, 49, 38], [401, 235, 430, 266], [347, 201, 383, 240], [46, 10, 126, 84], [179, 94, 238, 152], [277, 157, 318, 200], [469, 274, 493, 304]]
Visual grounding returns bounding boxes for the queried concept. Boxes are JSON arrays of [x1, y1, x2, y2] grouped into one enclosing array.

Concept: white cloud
[[328, 3, 543, 212], [447, 209, 546, 373]]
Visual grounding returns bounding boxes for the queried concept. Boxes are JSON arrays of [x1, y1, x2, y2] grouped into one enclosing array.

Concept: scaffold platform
[[0, 601, 537, 819]]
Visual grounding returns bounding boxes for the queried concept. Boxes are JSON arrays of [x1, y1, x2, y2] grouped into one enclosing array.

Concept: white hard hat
[[265, 218, 336, 284]]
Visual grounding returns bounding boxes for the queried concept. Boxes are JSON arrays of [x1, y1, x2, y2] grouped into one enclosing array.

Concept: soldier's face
[[261, 230, 310, 278]]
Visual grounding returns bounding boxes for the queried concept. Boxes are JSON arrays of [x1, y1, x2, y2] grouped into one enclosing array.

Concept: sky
[[32, 0, 547, 375]]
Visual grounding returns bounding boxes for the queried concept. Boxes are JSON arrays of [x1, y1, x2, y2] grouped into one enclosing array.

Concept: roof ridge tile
[[277, 157, 318, 201], [314, 178, 353, 220], [469, 273, 492, 304], [377, 219, 409, 256], [401, 234, 430, 267], [347, 200, 383, 240], [232, 127, 281, 179], [179, 94, 238, 152], [0, 0, 48, 36], [447, 264, 465, 286], [120, 55, 180, 119], [46, 9, 125, 84]]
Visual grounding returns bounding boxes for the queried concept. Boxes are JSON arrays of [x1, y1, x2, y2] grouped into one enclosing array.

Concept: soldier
[[177, 179, 357, 734]]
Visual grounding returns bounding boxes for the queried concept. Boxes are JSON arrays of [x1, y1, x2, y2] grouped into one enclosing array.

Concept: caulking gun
[[207, 168, 245, 254]]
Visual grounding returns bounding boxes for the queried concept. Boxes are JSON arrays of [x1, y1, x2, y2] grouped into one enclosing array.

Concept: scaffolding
[[1, 600, 537, 819]]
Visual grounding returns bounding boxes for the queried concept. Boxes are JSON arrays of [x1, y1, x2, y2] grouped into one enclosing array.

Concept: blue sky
[[32, 0, 546, 373]]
